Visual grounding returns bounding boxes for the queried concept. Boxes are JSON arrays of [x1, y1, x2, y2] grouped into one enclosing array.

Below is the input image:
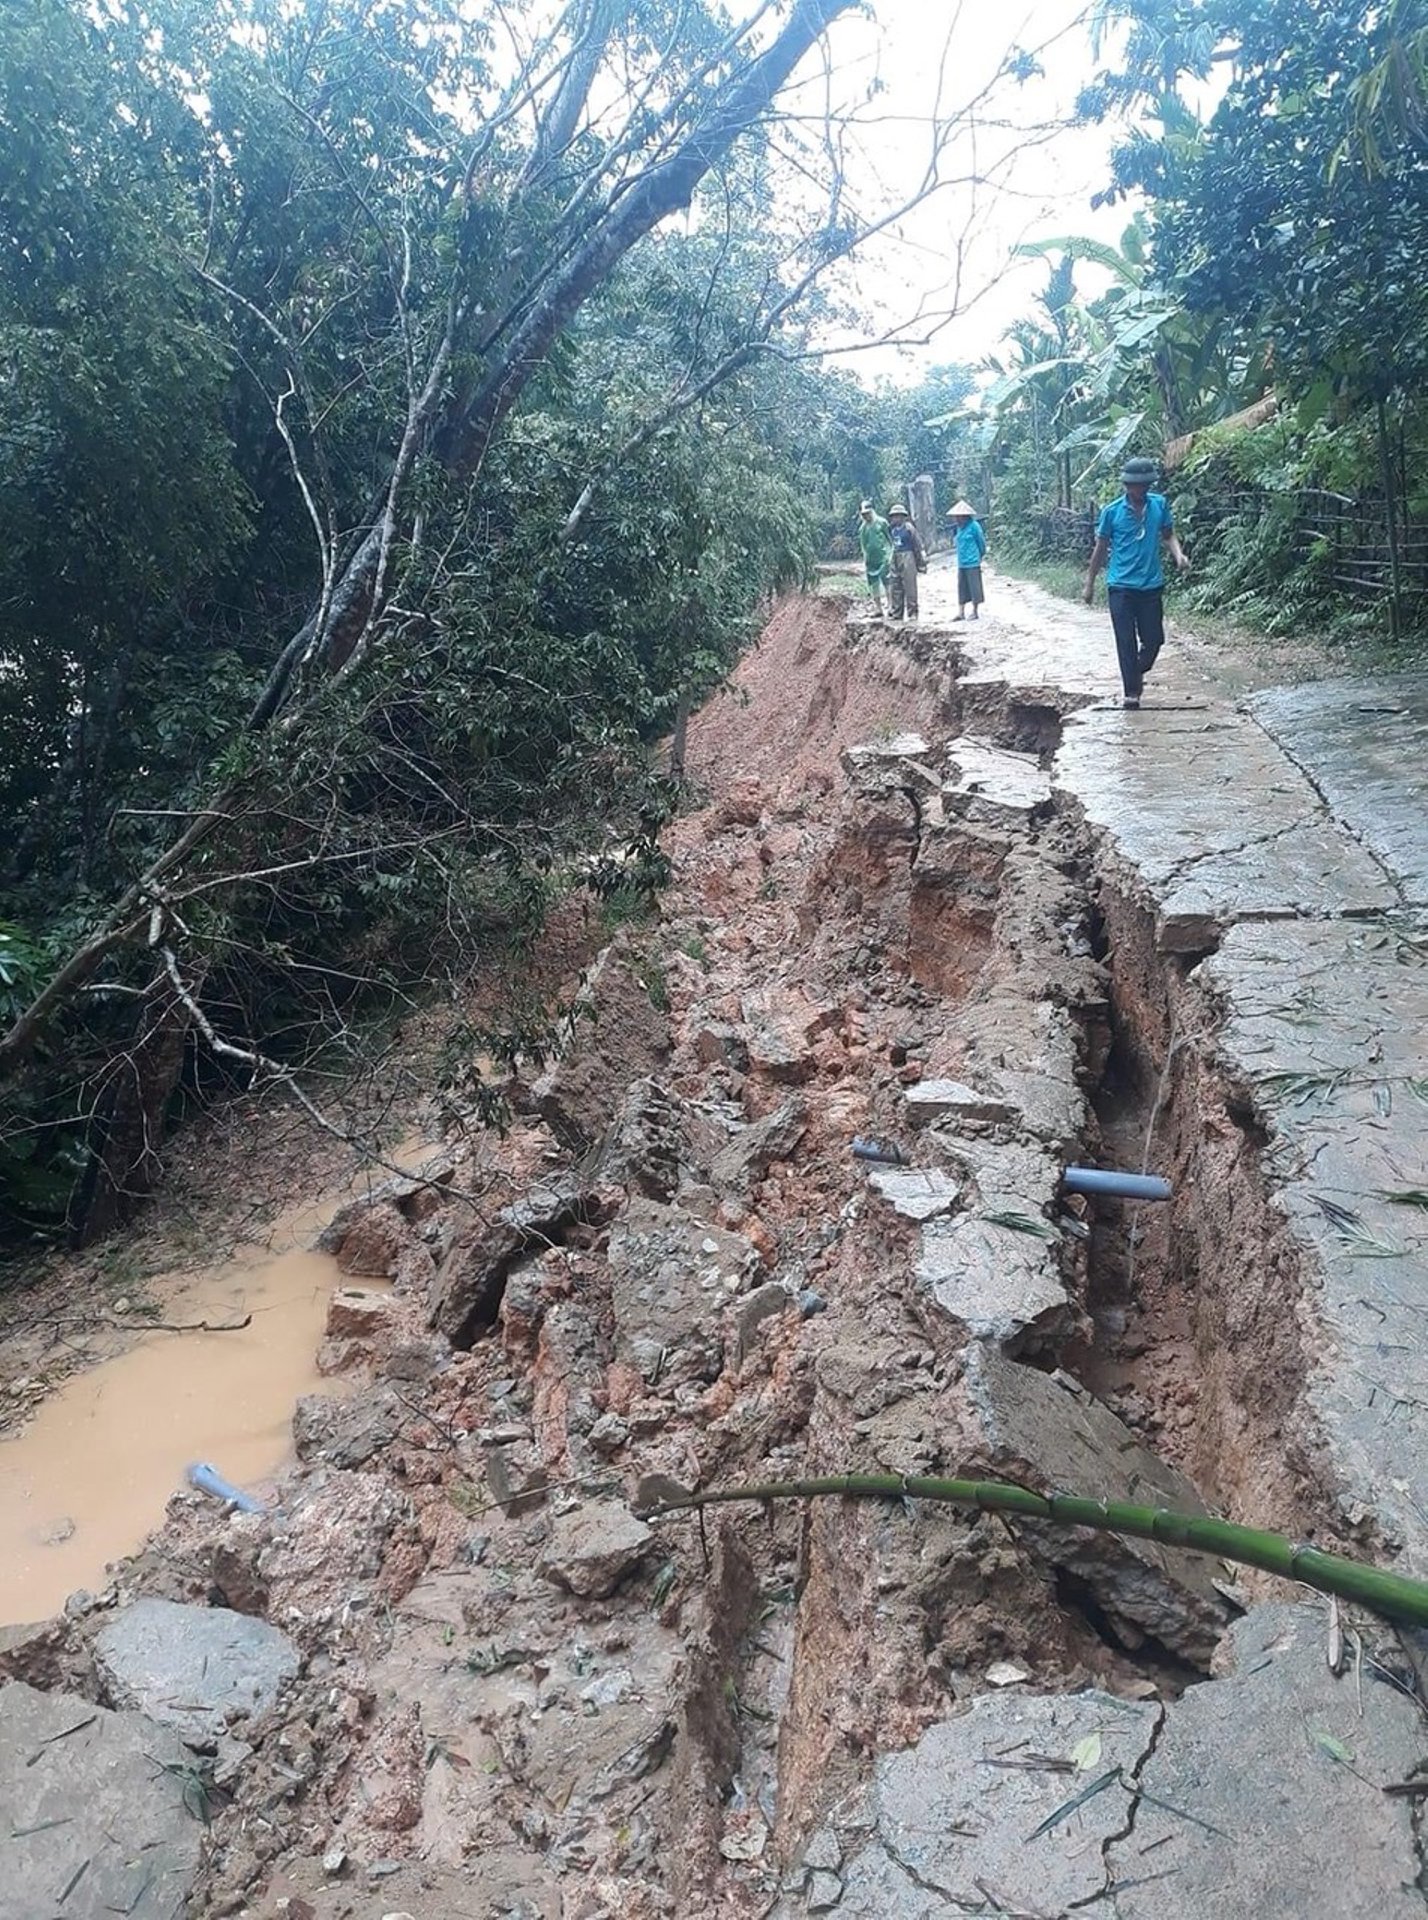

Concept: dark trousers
[[1107, 587, 1165, 697]]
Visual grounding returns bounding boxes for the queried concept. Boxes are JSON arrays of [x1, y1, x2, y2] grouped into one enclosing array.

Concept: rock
[[318, 1199, 410, 1277], [903, 1078, 1017, 1127], [608, 1200, 760, 1385], [867, 1166, 961, 1221], [740, 987, 834, 1085], [95, 1599, 299, 1747], [0, 1617, 86, 1691], [326, 1286, 396, 1339], [693, 1022, 751, 1072], [294, 1387, 403, 1469], [322, 1845, 347, 1876], [587, 1412, 630, 1457], [429, 1178, 603, 1345], [808, 1871, 844, 1911], [208, 1534, 270, 1616], [964, 1347, 1231, 1664], [803, 1829, 842, 1873], [821, 1689, 1158, 1920], [594, 1077, 690, 1201], [799, 1289, 828, 1318], [709, 1099, 807, 1194], [531, 938, 672, 1153], [539, 1504, 653, 1599], [0, 1681, 204, 1920], [482, 1437, 549, 1517], [1110, 1604, 1426, 1918], [984, 1659, 1029, 1687], [728, 1282, 793, 1367]]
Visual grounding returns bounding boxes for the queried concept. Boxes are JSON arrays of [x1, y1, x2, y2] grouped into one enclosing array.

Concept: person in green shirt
[[858, 500, 892, 615]]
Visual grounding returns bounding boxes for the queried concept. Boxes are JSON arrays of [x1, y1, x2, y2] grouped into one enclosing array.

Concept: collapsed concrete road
[[5, 575, 1428, 1918]]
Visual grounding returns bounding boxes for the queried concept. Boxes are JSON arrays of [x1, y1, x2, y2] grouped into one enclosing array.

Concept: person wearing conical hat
[[886, 504, 926, 622], [1083, 455, 1190, 709], [857, 499, 892, 616], [945, 500, 987, 621]]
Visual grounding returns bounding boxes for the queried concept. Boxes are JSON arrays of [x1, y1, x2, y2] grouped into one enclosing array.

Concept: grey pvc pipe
[[1063, 1166, 1172, 1203]]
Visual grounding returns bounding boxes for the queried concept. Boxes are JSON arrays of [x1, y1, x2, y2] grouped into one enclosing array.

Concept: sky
[[794, 0, 1139, 384]]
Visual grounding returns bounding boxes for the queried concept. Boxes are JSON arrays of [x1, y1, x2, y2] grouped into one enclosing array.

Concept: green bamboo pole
[[638, 1472, 1428, 1630]]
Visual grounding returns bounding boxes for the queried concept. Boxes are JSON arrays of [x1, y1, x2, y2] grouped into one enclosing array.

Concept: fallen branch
[[109, 1312, 254, 1334], [634, 1472, 1428, 1631]]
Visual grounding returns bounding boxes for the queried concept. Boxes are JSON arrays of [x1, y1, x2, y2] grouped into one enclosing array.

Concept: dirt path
[[4, 567, 1428, 1920]]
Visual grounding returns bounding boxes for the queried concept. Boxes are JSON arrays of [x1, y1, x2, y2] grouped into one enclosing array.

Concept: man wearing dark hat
[[886, 504, 927, 622], [1083, 456, 1189, 709]]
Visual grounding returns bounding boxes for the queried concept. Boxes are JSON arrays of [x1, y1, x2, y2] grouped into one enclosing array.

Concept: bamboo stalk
[[637, 1473, 1428, 1629]]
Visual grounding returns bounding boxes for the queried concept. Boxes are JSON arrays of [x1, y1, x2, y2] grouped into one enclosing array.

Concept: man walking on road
[[946, 500, 987, 620], [887, 504, 926, 621], [1083, 456, 1189, 708], [858, 500, 892, 614]]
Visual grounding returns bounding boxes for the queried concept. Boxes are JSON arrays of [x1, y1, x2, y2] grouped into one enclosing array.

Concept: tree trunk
[[1378, 394, 1404, 642], [70, 963, 198, 1245]]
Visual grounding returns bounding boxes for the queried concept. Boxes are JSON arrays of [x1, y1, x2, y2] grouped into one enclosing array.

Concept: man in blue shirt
[[1083, 456, 1190, 708], [886, 504, 927, 621], [945, 500, 987, 621]]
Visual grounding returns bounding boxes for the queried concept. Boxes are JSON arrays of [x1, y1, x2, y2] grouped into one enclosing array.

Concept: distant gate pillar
[[909, 473, 937, 553]]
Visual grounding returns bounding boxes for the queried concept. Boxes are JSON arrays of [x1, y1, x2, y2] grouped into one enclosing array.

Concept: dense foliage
[[0, 0, 887, 1236], [970, 0, 1428, 635]]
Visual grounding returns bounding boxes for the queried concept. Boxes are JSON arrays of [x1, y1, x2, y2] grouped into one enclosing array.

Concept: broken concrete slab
[[842, 732, 933, 771], [964, 1347, 1231, 1663], [1110, 1605, 1425, 1918], [95, 1598, 299, 1747], [1200, 916, 1428, 1568], [789, 1690, 1159, 1919], [1056, 703, 1397, 952], [867, 1165, 962, 1222], [539, 1502, 653, 1598], [942, 737, 1053, 827], [911, 1133, 1073, 1352], [903, 1078, 1017, 1127], [530, 937, 672, 1153], [0, 1681, 203, 1920], [608, 1199, 761, 1384], [916, 1212, 1071, 1352]]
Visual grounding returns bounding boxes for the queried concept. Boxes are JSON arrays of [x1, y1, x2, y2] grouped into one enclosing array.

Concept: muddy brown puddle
[[0, 1147, 424, 1625]]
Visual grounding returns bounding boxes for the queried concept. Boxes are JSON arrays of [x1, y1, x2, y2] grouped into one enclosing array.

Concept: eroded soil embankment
[[0, 589, 1359, 1920]]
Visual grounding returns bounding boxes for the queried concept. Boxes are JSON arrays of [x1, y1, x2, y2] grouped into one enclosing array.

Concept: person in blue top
[[945, 500, 987, 621], [1083, 455, 1190, 708]]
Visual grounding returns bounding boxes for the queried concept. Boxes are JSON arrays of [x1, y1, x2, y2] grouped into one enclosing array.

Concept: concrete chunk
[[964, 1347, 1230, 1663], [916, 1213, 1071, 1351], [0, 1681, 203, 1920], [1111, 1605, 1426, 1918], [867, 1166, 962, 1222], [95, 1597, 299, 1745]]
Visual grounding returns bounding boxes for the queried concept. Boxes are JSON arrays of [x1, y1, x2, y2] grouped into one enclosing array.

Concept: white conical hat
[[946, 499, 976, 517]]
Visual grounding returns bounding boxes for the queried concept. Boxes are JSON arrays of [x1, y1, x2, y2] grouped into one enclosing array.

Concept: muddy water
[[0, 1193, 359, 1626]]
